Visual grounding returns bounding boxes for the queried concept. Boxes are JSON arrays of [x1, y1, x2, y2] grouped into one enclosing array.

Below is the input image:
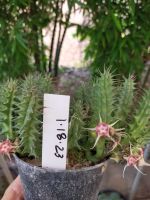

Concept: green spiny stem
[[129, 90, 150, 142], [95, 138, 105, 159], [85, 139, 105, 162], [85, 150, 100, 163], [90, 69, 115, 125], [26, 73, 52, 96], [83, 70, 115, 163], [16, 79, 41, 157], [0, 79, 17, 139], [115, 76, 135, 124], [68, 100, 85, 150], [19, 98, 41, 157], [16, 94, 38, 132], [0, 74, 52, 158]]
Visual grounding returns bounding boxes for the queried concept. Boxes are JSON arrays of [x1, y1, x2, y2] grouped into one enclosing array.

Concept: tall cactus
[[16, 75, 41, 157], [129, 89, 150, 145], [0, 73, 52, 157], [89, 69, 115, 125], [0, 79, 18, 139], [115, 76, 135, 125]]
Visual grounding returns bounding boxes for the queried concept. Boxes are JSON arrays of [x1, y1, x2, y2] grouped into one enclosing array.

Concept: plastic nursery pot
[[14, 155, 105, 200]]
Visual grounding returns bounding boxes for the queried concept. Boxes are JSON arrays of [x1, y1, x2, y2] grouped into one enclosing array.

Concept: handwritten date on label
[[54, 119, 67, 159]]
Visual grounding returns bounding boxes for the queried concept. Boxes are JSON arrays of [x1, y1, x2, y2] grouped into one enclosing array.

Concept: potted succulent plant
[[0, 70, 150, 200]]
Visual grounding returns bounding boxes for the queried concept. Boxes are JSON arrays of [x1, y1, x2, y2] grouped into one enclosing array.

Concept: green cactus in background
[[0, 73, 52, 157]]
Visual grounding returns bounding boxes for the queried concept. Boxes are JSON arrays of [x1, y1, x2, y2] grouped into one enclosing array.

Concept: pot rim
[[13, 154, 106, 173]]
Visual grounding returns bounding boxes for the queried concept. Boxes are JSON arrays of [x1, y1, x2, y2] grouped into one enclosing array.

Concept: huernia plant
[[0, 70, 150, 176], [0, 73, 52, 158], [68, 69, 150, 173]]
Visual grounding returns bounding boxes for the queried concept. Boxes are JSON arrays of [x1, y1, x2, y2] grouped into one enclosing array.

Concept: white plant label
[[42, 94, 70, 170]]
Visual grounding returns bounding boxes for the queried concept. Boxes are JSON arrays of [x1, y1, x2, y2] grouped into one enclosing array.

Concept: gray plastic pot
[[14, 155, 105, 200]]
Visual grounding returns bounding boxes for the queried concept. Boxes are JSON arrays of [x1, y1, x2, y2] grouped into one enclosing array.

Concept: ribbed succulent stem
[[68, 100, 85, 150], [85, 139, 105, 162], [129, 89, 150, 144], [0, 79, 17, 139], [16, 74, 52, 157], [115, 76, 135, 124], [90, 69, 115, 125], [0, 73, 52, 157]]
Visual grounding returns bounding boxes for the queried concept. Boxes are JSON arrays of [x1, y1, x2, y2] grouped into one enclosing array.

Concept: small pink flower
[[86, 117, 124, 150], [123, 147, 146, 178], [96, 123, 110, 137], [127, 156, 139, 166], [0, 140, 15, 159]]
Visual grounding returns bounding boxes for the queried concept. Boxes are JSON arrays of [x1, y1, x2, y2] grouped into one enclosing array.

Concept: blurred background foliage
[[0, 0, 50, 78], [0, 0, 149, 79], [0, 0, 76, 78], [76, 0, 150, 78]]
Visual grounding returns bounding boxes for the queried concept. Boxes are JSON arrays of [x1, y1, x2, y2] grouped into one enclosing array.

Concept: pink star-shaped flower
[[96, 122, 110, 137], [0, 140, 15, 159], [86, 117, 124, 151], [123, 147, 146, 178]]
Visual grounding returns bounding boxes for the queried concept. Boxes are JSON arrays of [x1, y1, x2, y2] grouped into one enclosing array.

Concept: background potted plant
[[0, 70, 150, 200]]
